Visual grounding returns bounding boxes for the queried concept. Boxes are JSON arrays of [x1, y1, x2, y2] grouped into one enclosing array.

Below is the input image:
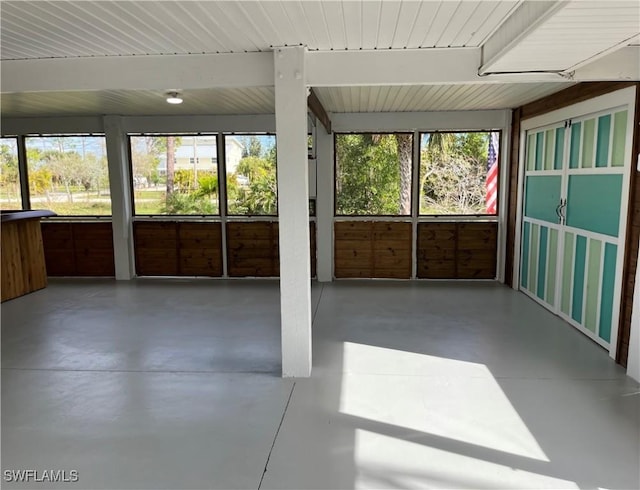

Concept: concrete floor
[[2, 279, 639, 489]]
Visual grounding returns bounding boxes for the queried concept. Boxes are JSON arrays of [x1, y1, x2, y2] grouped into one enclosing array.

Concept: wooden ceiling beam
[[307, 88, 331, 134]]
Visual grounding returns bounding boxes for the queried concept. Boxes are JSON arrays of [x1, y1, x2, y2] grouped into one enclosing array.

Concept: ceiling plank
[[480, 1, 563, 74], [481, 0, 640, 74], [572, 46, 640, 81]]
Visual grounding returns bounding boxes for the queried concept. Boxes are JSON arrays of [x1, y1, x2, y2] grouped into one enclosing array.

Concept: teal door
[[521, 123, 565, 310], [521, 105, 632, 349]]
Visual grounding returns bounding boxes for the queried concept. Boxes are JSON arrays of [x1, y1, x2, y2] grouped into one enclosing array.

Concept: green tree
[[230, 149, 278, 215], [420, 132, 488, 214], [79, 154, 109, 196], [196, 173, 218, 198], [335, 134, 402, 215], [396, 134, 412, 215], [131, 135, 182, 193], [0, 143, 20, 206], [166, 136, 175, 195], [245, 136, 263, 158], [45, 151, 83, 202], [236, 156, 271, 182], [238, 171, 277, 215], [163, 192, 216, 215], [174, 169, 196, 193], [420, 132, 456, 207], [131, 150, 159, 187], [29, 168, 53, 203]]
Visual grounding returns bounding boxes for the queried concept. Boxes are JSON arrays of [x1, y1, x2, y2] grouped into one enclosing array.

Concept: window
[[129, 134, 219, 215], [226, 134, 277, 216], [419, 131, 500, 215], [25, 135, 110, 216], [335, 133, 413, 216], [0, 137, 22, 210], [308, 133, 315, 159]]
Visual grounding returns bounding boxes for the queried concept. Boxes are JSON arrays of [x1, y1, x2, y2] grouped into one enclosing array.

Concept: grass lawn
[[134, 190, 166, 200], [42, 201, 112, 216], [28, 190, 222, 216]]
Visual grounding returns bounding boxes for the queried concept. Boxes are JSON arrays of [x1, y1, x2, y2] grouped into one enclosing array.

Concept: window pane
[[130, 135, 219, 215], [335, 133, 413, 216], [419, 132, 500, 216], [226, 135, 277, 216], [0, 137, 22, 210], [25, 136, 110, 215]]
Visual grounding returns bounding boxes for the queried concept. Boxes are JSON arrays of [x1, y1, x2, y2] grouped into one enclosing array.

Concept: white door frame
[[513, 86, 637, 360]]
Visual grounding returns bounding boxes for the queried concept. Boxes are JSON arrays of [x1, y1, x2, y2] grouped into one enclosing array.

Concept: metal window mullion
[[218, 133, 229, 278], [17, 135, 31, 210], [411, 130, 421, 279]]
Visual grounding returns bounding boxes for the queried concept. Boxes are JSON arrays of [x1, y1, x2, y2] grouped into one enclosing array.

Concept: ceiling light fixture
[[166, 91, 183, 104]]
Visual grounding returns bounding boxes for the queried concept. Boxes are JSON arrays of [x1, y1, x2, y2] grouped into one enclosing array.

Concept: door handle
[[556, 201, 562, 223], [559, 198, 567, 225]]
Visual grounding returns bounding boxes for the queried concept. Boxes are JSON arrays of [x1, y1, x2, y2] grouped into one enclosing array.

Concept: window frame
[[127, 132, 222, 218], [0, 135, 25, 211], [224, 132, 279, 218], [417, 130, 502, 218], [333, 131, 415, 218], [24, 133, 111, 218]]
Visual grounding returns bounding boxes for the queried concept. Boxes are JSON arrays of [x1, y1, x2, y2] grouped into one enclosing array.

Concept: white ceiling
[[485, 1, 640, 73], [0, 87, 276, 117], [0, 1, 636, 118], [0, 1, 519, 59], [0, 82, 576, 117], [315, 83, 574, 113]]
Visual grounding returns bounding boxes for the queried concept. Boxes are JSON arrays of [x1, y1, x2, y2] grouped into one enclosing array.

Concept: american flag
[[485, 132, 499, 214]]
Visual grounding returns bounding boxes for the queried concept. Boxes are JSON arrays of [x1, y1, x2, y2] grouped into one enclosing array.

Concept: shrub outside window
[[419, 131, 500, 216], [0, 137, 22, 210], [335, 133, 413, 216], [25, 135, 110, 216], [226, 134, 278, 216], [129, 134, 219, 215]]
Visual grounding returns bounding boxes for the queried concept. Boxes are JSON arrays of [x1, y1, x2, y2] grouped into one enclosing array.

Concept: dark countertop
[[1, 210, 57, 223]]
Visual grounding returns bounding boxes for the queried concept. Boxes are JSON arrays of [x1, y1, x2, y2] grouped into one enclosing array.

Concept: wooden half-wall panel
[[2, 219, 48, 301], [334, 221, 412, 279], [227, 222, 278, 277], [41, 222, 115, 276], [134, 221, 316, 278], [134, 221, 223, 277], [227, 221, 317, 278], [417, 222, 497, 279], [179, 223, 223, 276]]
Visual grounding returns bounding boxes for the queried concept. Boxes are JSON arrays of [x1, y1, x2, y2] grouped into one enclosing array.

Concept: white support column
[[274, 46, 312, 378], [496, 111, 512, 284], [104, 116, 135, 280], [316, 128, 334, 282]]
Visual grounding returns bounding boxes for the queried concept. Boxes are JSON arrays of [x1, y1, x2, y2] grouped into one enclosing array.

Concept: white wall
[[627, 240, 640, 382]]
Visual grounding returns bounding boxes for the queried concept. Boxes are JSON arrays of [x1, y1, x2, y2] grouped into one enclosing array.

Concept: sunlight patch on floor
[[352, 431, 579, 490], [339, 338, 494, 376], [339, 342, 549, 462]]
